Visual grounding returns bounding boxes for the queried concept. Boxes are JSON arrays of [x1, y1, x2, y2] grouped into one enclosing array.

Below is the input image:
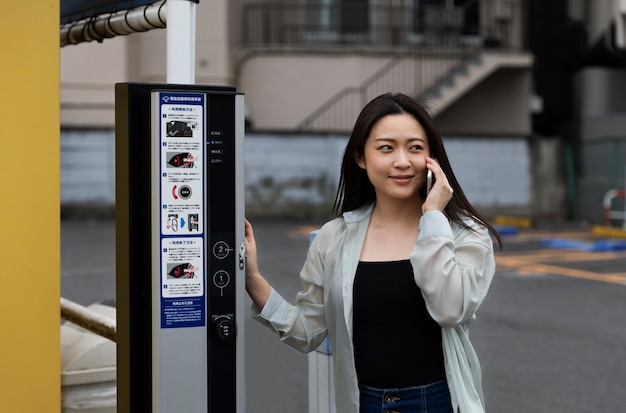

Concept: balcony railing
[[297, 50, 472, 131], [241, 1, 526, 132], [242, 1, 522, 50]]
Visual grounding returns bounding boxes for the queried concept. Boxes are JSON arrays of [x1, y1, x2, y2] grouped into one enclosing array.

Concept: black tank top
[[352, 260, 445, 388]]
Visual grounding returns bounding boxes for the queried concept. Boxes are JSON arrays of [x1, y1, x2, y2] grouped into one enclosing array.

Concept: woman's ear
[[354, 152, 366, 169]]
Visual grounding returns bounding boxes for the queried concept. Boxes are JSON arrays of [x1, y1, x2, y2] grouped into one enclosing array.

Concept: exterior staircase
[[423, 52, 533, 117], [297, 51, 533, 132]]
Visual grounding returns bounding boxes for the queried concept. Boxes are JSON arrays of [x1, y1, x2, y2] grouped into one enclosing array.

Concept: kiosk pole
[[116, 83, 245, 413], [167, 0, 197, 84]]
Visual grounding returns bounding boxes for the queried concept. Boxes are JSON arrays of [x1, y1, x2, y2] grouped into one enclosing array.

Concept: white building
[[60, 0, 626, 224]]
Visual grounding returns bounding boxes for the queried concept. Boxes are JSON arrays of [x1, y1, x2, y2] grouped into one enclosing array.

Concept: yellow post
[[0, 2, 60, 412]]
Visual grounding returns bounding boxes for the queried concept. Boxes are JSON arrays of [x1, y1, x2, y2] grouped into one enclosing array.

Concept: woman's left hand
[[422, 156, 453, 213]]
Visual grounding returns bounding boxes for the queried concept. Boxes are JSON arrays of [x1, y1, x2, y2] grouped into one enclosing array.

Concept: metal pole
[[167, 0, 197, 84], [60, 297, 117, 343]]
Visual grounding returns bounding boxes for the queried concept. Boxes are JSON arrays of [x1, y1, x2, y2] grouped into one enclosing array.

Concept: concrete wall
[[61, 130, 116, 214], [529, 137, 569, 220], [61, 36, 126, 128], [237, 53, 391, 130], [61, 132, 555, 219], [244, 134, 346, 218]]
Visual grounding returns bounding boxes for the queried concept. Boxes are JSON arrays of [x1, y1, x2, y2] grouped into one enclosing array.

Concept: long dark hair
[[333, 93, 502, 247]]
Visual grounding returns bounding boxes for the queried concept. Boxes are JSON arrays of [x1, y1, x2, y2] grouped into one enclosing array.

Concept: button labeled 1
[[213, 270, 230, 288]]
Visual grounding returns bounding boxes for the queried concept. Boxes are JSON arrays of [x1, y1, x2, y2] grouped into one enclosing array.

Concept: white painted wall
[[61, 130, 116, 204], [244, 135, 531, 213], [445, 138, 530, 207], [60, 132, 531, 216]]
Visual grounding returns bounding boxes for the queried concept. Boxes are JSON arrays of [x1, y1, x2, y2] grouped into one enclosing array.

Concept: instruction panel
[[158, 92, 206, 328]]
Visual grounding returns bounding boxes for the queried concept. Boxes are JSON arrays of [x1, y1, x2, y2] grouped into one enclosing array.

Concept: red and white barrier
[[603, 189, 626, 228]]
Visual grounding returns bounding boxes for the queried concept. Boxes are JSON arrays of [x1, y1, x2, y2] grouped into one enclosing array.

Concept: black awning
[[61, 0, 154, 24]]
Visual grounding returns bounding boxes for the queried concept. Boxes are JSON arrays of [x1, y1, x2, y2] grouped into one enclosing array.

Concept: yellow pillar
[[0, 2, 60, 412]]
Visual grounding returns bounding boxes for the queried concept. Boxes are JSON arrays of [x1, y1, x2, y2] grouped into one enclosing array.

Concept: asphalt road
[[61, 218, 626, 412]]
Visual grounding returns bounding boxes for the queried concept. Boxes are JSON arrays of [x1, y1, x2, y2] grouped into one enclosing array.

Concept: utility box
[[115, 83, 245, 413]]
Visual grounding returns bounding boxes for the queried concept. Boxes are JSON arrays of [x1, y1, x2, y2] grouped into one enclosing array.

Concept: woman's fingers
[[243, 219, 259, 276], [424, 157, 453, 212]]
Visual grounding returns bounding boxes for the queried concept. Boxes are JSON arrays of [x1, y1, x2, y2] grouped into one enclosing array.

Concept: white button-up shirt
[[253, 202, 496, 412]]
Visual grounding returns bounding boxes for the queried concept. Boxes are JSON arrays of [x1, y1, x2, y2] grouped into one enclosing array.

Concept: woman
[[245, 93, 501, 412]]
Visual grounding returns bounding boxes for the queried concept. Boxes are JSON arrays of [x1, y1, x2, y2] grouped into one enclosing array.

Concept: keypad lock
[[212, 314, 235, 340]]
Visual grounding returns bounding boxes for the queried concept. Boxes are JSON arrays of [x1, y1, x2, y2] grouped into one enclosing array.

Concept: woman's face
[[356, 113, 430, 204]]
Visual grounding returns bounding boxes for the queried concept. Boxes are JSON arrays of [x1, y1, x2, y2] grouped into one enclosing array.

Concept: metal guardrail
[[60, 297, 117, 342]]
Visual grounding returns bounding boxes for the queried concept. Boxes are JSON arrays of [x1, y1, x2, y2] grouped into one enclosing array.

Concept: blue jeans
[[359, 380, 453, 413]]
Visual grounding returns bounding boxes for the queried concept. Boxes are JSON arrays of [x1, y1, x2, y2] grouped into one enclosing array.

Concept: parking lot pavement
[[477, 224, 626, 412], [61, 218, 626, 412], [60, 218, 626, 306]]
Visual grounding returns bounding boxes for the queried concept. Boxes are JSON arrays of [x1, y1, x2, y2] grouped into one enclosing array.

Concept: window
[[339, 0, 369, 35], [409, 0, 480, 44], [301, 0, 370, 42]]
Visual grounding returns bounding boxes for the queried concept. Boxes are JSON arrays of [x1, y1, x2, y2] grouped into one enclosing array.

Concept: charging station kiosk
[[115, 83, 245, 413]]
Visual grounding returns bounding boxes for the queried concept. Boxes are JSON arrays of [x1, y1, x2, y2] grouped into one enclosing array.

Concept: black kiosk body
[[115, 83, 245, 413]]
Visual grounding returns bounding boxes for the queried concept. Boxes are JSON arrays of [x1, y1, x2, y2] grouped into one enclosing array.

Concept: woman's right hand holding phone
[[423, 156, 453, 214]]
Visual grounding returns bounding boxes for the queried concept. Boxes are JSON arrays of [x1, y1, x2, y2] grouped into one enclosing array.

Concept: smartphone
[[426, 169, 433, 195]]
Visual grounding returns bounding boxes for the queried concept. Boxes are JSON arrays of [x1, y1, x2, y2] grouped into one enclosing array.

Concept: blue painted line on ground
[[493, 225, 519, 236], [540, 238, 626, 252]]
